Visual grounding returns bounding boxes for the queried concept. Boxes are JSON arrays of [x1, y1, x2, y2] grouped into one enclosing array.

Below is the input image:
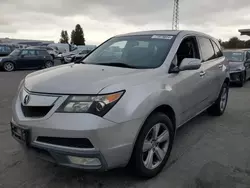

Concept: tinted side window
[[28, 50, 36, 55], [198, 37, 215, 61], [20, 50, 29, 55], [37, 50, 48, 55], [211, 40, 223, 58], [0, 46, 11, 53]]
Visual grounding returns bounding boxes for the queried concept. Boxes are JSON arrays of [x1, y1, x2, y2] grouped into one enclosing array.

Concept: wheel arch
[[128, 104, 177, 165]]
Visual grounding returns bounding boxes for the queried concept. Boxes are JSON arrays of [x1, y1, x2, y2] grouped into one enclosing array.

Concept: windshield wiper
[[96, 62, 137, 69]]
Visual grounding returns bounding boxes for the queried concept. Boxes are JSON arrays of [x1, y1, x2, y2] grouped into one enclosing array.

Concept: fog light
[[68, 156, 101, 166]]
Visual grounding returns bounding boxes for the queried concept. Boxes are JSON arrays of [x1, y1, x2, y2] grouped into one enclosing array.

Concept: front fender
[[102, 81, 182, 125]]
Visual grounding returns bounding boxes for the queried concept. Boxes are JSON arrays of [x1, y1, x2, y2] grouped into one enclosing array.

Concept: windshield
[[223, 51, 244, 62], [9, 49, 20, 56], [83, 35, 176, 69]]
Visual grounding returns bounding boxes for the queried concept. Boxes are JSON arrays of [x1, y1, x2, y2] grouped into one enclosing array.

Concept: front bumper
[[229, 71, 243, 82], [11, 90, 144, 170]]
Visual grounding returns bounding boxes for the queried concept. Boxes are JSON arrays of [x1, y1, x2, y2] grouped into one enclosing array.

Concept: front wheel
[[3, 62, 15, 72], [131, 113, 174, 178], [207, 82, 229, 116], [239, 72, 246, 87]]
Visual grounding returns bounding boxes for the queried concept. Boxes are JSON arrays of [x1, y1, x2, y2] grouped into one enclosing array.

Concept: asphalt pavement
[[1, 65, 250, 188]]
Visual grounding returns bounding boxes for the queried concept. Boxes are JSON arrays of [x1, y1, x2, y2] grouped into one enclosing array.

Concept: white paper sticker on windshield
[[151, 35, 173, 40]]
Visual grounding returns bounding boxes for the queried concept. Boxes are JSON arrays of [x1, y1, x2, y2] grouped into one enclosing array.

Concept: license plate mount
[[10, 122, 30, 146]]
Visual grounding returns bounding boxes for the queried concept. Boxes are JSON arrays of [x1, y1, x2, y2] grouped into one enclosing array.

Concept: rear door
[[196, 37, 223, 105]]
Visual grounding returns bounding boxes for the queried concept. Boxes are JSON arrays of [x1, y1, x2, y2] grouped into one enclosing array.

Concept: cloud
[[0, 0, 250, 43]]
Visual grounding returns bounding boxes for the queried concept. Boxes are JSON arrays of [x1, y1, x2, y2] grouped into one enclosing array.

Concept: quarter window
[[211, 40, 223, 58], [198, 37, 215, 61]]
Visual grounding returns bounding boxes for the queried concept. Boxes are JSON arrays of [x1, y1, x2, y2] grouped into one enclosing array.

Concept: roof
[[115, 30, 212, 37], [114, 30, 215, 42], [116, 30, 181, 36]]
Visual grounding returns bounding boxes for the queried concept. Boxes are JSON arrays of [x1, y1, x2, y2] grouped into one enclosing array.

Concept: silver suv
[[11, 30, 229, 178]]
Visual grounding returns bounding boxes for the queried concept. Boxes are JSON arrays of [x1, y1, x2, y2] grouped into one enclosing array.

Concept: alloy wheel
[[45, 61, 53, 68], [220, 87, 228, 112], [142, 123, 170, 170], [4, 62, 14, 72]]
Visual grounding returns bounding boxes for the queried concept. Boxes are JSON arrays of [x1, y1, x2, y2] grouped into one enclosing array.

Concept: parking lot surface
[[1, 68, 250, 188]]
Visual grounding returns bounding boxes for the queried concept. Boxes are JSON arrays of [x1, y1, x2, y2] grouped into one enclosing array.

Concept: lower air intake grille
[[36, 137, 94, 148]]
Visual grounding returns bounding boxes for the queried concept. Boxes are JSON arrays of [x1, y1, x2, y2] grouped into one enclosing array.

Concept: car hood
[[228, 61, 244, 69], [0, 56, 13, 60], [24, 64, 152, 94]]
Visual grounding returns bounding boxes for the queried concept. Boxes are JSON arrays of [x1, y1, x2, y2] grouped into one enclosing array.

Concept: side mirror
[[20, 54, 25, 58], [179, 58, 202, 71]]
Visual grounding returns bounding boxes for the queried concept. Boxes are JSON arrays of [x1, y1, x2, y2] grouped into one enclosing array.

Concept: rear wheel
[[131, 113, 174, 178], [207, 82, 229, 116], [3, 62, 15, 72], [44, 61, 54, 68]]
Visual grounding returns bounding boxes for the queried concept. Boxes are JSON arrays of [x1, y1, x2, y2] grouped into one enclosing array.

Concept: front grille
[[36, 137, 94, 148], [21, 104, 53, 118]]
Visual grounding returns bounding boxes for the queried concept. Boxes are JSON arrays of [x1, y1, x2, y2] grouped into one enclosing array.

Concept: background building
[[0, 38, 54, 48], [239, 29, 250, 36]]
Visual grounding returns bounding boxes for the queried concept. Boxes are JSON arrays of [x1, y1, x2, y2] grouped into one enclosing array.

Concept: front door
[[169, 36, 212, 124]]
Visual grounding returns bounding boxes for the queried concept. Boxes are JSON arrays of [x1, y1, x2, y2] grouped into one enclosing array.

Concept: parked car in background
[[11, 30, 229, 178], [0, 48, 53, 71], [61, 46, 95, 64], [0, 44, 15, 57], [63, 49, 94, 63], [48, 43, 76, 54], [27, 46, 59, 59], [223, 49, 250, 86]]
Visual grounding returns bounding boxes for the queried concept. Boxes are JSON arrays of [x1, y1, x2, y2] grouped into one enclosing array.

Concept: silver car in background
[[11, 30, 229, 178], [223, 49, 250, 87]]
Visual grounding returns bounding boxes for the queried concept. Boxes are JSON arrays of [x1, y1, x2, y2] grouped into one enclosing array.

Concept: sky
[[0, 0, 250, 45]]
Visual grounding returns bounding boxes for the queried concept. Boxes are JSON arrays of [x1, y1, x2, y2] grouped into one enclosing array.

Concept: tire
[[238, 72, 246, 87], [3, 62, 15, 72], [207, 82, 229, 116], [44, 61, 54, 69], [131, 113, 174, 178]]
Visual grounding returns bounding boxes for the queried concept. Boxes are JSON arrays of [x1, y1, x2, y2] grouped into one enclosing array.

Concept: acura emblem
[[23, 95, 30, 105]]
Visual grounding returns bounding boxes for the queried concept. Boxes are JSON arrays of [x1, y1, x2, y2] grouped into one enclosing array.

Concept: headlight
[[56, 90, 125, 116]]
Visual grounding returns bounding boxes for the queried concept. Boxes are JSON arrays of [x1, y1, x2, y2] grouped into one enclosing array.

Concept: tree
[[70, 24, 85, 45], [59, 30, 69, 43], [70, 30, 75, 44], [220, 37, 247, 49]]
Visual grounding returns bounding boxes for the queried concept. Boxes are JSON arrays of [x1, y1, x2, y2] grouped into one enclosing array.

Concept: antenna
[[172, 0, 179, 30]]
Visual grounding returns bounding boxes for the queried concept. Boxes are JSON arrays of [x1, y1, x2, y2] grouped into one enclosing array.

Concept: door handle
[[218, 64, 223, 69], [200, 71, 206, 77]]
